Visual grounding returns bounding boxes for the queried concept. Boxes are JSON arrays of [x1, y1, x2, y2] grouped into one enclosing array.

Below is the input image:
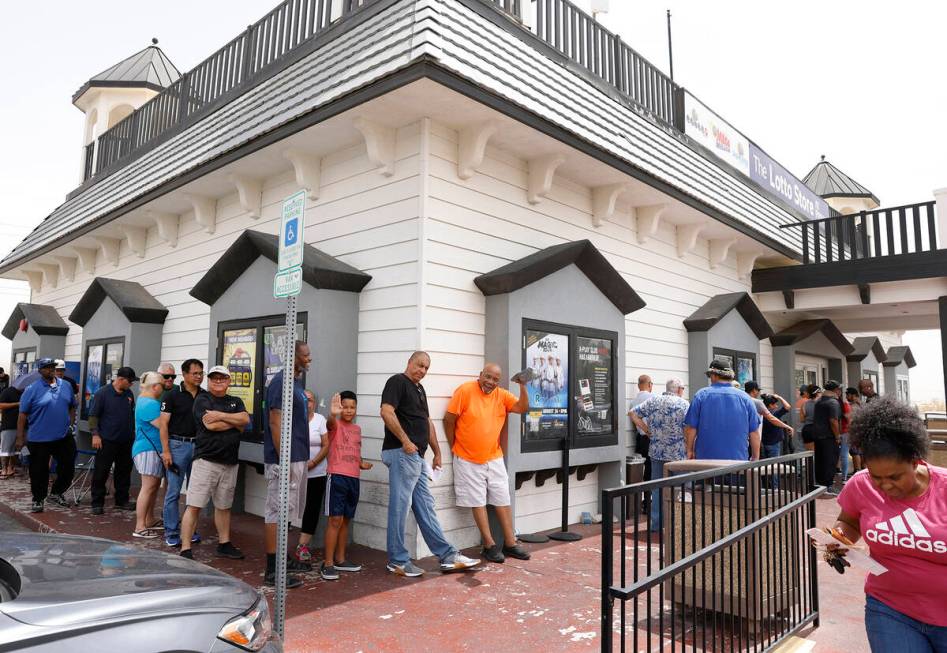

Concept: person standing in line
[[838, 389, 853, 483], [858, 378, 879, 403], [131, 372, 167, 539], [157, 362, 178, 402], [684, 360, 761, 461], [800, 385, 822, 452], [630, 378, 689, 531], [296, 389, 329, 563], [88, 367, 137, 516], [744, 382, 794, 454], [811, 380, 842, 492], [54, 360, 79, 401], [0, 367, 9, 391], [846, 387, 864, 474], [443, 363, 531, 563], [380, 351, 480, 577], [760, 394, 792, 459], [263, 340, 314, 587], [629, 374, 655, 509], [15, 358, 77, 512], [179, 366, 248, 562], [0, 382, 22, 479], [158, 359, 206, 547]]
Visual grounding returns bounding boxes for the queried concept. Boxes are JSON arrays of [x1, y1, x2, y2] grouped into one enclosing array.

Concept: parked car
[[0, 532, 280, 652]]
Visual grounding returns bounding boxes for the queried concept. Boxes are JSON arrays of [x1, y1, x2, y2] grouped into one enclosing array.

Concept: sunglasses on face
[[162, 374, 177, 380]]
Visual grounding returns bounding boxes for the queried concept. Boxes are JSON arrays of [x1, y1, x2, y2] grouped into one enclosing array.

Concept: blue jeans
[[839, 434, 850, 480], [762, 443, 782, 459], [381, 448, 456, 565], [162, 439, 195, 537], [865, 595, 947, 652], [649, 459, 667, 532]]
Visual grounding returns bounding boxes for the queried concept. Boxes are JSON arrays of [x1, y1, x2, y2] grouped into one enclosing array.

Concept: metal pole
[[273, 295, 298, 638], [666, 9, 674, 81]]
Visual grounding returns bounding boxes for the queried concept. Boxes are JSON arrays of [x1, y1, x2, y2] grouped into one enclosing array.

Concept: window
[[216, 314, 308, 441], [897, 376, 909, 403], [12, 347, 36, 379], [82, 338, 124, 418], [521, 319, 618, 453], [712, 348, 757, 387]]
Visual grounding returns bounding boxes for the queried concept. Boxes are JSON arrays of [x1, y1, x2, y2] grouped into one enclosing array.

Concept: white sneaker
[[440, 553, 480, 571]]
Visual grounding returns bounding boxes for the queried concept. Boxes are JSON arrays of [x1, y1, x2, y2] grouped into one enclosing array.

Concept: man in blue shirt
[[88, 367, 137, 515], [262, 339, 314, 587], [16, 358, 78, 513], [684, 360, 761, 461]]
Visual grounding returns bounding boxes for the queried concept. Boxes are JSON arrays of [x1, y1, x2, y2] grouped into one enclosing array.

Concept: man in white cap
[[54, 360, 79, 401]]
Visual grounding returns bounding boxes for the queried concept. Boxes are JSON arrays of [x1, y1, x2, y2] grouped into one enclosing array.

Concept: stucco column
[[934, 188, 947, 249]]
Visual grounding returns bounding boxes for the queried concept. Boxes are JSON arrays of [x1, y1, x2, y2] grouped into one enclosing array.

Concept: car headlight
[[217, 595, 275, 651]]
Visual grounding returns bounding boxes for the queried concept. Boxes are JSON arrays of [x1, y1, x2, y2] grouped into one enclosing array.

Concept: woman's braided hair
[[848, 395, 929, 462]]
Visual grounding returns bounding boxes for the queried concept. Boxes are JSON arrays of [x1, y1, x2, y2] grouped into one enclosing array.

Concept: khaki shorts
[[264, 461, 308, 524], [186, 459, 238, 510], [454, 456, 511, 508]]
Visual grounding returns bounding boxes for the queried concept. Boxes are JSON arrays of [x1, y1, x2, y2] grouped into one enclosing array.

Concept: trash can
[[623, 455, 646, 518], [661, 459, 801, 623]]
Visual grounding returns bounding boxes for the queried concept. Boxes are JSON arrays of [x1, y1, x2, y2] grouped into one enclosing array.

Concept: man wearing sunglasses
[[157, 362, 178, 402], [159, 359, 206, 547]]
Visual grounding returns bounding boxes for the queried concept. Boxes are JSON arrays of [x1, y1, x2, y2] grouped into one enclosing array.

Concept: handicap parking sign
[[284, 218, 298, 246], [277, 190, 306, 272]]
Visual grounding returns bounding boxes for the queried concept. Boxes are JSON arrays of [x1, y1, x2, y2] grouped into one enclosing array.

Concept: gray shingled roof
[[802, 156, 879, 205], [73, 44, 181, 103]]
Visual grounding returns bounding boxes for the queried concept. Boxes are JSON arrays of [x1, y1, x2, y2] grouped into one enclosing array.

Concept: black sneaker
[[320, 563, 340, 580], [179, 549, 194, 559], [334, 560, 362, 573], [48, 493, 70, 508], [91, 505, 104, 515], [216, 542, 245, 560], [482, 544, 505, 563], [502, 544, 531, 560], [286, 557, 312, 573], [264, 570, 302, 588], [29, 500, 44, 513]]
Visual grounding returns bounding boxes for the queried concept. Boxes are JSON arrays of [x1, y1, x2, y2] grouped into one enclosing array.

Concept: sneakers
[[165, 533, 182, 547], [264, 570, 303, 589], [48, 493, 70, 508], [482, 544, 505, 563], [287, 557, 312, 573], [440, 553, 480, 572], [386, 561, 425, 577], [320, 563, 340, 581], [191, 531, 202, 544], [334, 560, 362, 573], [502, 544, 531, 561], [179, 549, 194, 559], [216, 542, 245, 560], [296, 544, 312, 562], [91, 505, 104, 515], [29, 500, 44, 513]]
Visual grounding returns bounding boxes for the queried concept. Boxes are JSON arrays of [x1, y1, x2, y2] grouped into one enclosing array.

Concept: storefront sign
[[221, 327, 257, 423], [576, 336, 613, 436], [748, 144, 830, 221], [278, 190, 306, 272], [524, 330, 569, 442]]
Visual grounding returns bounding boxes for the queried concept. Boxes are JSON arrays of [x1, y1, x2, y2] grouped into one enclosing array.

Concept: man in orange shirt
[[444, 363, 530, 563]]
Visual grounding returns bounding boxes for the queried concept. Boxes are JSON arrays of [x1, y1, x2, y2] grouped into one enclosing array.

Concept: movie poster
[[576, 336, 613, 436], [524, 330, 568, 442], [83, 344, 103, 417], [222, 328, 256, 424], [262, 323, 306, 387]]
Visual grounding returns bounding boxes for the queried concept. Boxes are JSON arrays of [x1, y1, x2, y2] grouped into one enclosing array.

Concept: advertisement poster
[[104, 343, 124, 383], [683, 93, 750, 176], [524, 330, 568, 442], [263, 323, 305, 387], [576, 336, 613, 436], [83, 344, 103, 416], [736, 356, 755, 386], [222, 328, 256, 423]]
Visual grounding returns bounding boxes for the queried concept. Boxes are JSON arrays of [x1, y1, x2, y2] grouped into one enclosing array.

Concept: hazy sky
[[0, 1, 943, 399]]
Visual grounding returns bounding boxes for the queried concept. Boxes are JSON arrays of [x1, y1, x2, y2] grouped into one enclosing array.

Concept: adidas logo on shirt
[[864, 508, 947, 553]]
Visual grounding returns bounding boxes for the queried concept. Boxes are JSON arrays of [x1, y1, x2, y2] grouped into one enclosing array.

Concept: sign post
[[273, 190, 306, 638]]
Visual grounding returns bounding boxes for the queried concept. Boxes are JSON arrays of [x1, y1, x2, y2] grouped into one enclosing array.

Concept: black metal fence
[[779, 201, 939, 264], [601, 454, 822, 652]]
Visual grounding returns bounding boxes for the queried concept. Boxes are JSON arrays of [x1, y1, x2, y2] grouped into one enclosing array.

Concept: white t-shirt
[[307, 413, 328, 478]]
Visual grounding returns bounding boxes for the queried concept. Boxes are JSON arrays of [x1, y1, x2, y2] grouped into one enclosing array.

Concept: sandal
[[132, 528, 160, 539]]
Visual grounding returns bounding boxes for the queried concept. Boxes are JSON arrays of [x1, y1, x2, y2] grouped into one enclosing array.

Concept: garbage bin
[[661, 459, 801, 622], [623, 455, 646, 517]]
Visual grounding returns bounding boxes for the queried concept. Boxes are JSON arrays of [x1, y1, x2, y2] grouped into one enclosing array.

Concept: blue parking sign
[[284, 218, 298, 245]]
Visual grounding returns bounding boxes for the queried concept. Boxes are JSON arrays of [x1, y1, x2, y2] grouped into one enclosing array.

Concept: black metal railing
[[92, 0, 378, 177], [82, 142, 95, 182], [780, 201, 938, 265], [533, 0, 681, 128], [601, 454, 821, 652]]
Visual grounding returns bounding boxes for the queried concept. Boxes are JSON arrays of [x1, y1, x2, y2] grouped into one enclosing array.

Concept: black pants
[[814, 437, 840, 488], [91, 439, 133, 508], [28, 436, 76, 502], [301, 475, 327, 536]]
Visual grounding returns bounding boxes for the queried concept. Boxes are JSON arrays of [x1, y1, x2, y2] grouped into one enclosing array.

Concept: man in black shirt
[[380, 351, 479, 577], [812, 380, 842, 492], [54, 360, 79, 401], [179, 366, 249, 560], [0, 384, 22, 479], [159, 358, 206, 547], [89, 367, 137, 515]]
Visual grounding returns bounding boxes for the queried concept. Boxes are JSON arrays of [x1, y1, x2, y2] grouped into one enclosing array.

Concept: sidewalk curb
[[0, 499, 59, 534]]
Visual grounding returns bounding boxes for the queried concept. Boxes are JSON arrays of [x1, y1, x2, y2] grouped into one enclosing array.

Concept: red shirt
[[326, 420, 362, 478]]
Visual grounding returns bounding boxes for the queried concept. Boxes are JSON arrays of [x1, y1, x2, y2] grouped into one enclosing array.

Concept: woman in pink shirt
[[829, 396, 947, 652]]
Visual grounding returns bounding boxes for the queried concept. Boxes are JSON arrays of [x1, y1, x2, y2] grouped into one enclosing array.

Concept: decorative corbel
[[185, 193, 217, 234], [676, 223, 705, 259], [858, 283, 871, 305], [736, 250, 764, 280], [148, 211, 180, 248], [22, 270, 43, 293], [36, 263, 59, 289], [635, 204, 667, 244], [93, 236, 121, 267], [591, 184, 628, 228], [457, 121, 497, 180], [72, 247, 98, 274], [283, 150, 322, 201], [708, 238, 737, 269], [353, 117, 396, 177], [121, 225, 147, 258], [228, 173, 263, 219], [53, 255, 77, 283], [527, 154, 566, 204]]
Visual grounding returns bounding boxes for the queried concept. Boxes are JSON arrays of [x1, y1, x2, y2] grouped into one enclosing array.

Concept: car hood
[[0, 533, 259, 627]]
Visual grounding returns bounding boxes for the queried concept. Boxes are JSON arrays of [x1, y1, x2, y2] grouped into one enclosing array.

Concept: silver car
[[0, 532, 281, 652]]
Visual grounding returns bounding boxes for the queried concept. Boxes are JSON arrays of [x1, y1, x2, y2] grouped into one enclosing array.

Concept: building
[[2, 0, 941, 556]]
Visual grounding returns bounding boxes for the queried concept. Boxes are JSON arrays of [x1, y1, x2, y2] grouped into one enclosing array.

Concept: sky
[[0, 1, 944, 400]]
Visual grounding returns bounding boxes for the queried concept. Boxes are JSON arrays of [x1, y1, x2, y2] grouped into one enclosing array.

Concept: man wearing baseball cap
[[179, 365, 249, 561], [16, 357, 77, 512], [54, 360, 79, 400], [812, 380, 843, 493], [683, 359, 761, 461], [89, 366, 137, 515]]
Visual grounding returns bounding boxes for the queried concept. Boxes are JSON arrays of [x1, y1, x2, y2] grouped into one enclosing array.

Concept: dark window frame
[[712, 347, 758, 386], [81, 336, 125, 419]]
